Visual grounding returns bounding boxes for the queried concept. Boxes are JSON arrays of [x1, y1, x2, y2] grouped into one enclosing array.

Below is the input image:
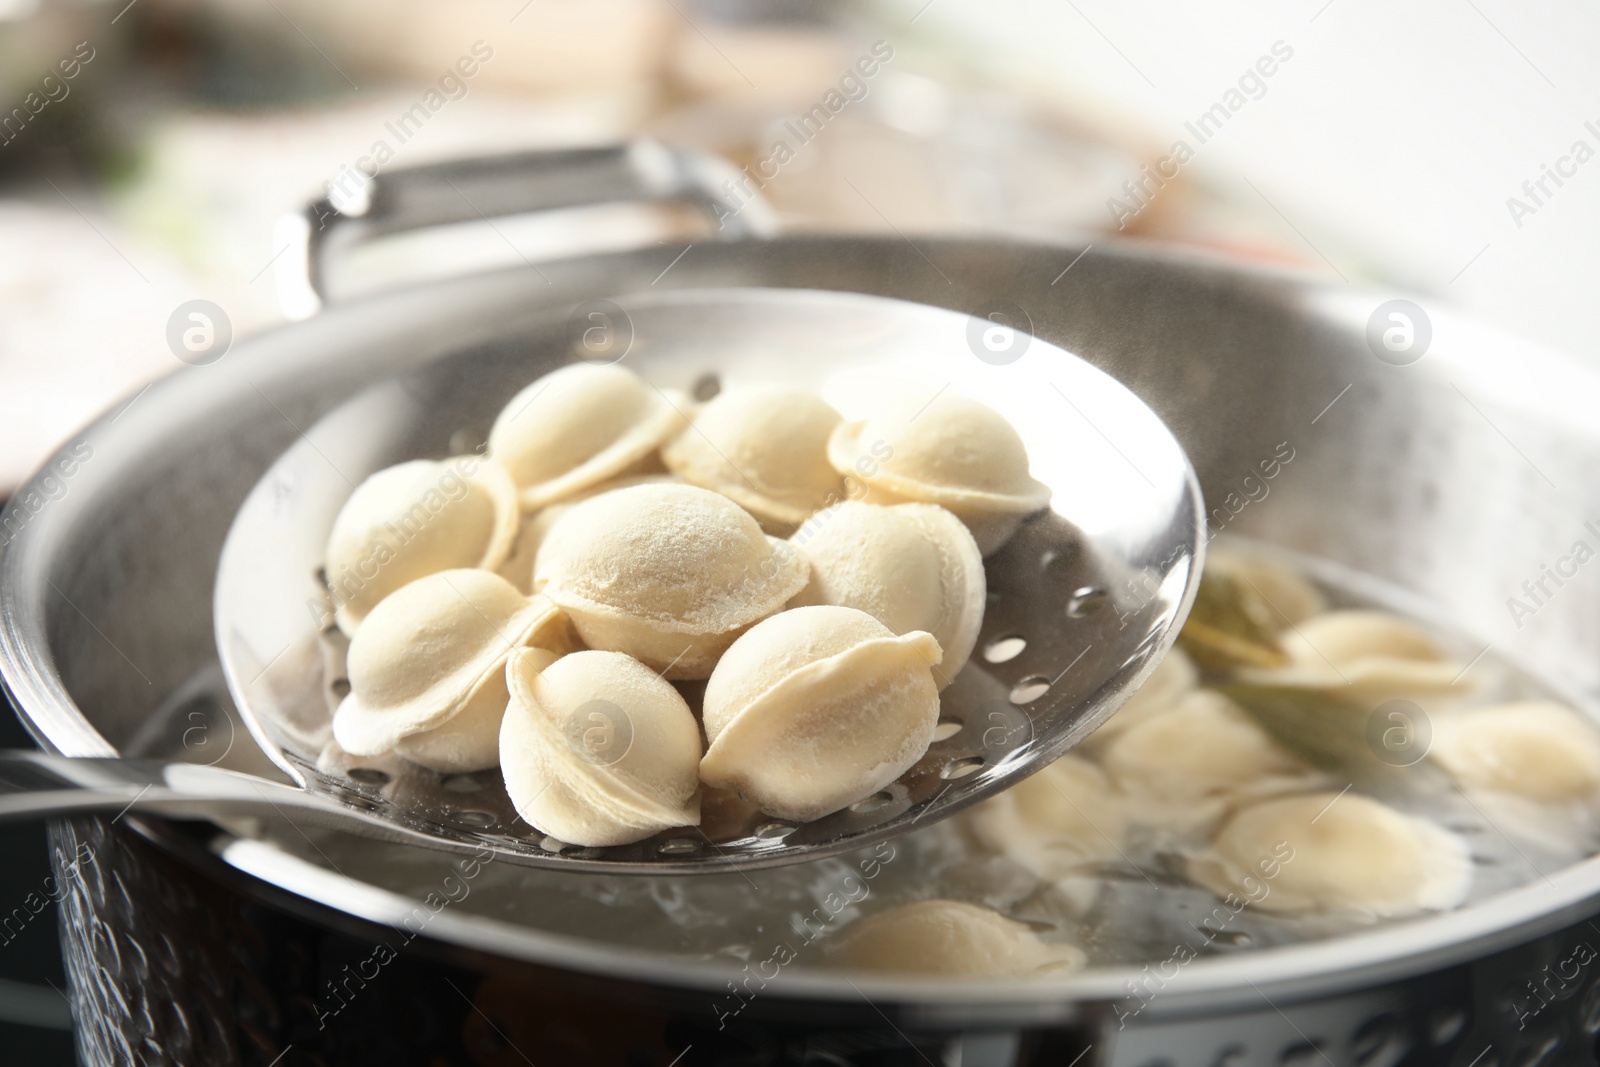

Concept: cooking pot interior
[[5, 233, 1600, 996]]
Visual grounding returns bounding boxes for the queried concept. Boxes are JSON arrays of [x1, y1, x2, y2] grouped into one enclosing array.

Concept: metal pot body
[[7, 223, 1600, 1065]]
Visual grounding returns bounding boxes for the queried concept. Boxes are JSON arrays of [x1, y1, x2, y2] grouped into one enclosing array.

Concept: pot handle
[[281, 141, 776, 317]]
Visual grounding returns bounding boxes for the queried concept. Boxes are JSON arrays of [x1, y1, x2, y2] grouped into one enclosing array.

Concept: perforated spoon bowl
[[53, 287, 1203, 873]]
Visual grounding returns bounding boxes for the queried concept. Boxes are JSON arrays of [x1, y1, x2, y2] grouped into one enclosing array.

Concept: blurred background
[[4, 0, 1600, 494], [0, 0, 1596, 1056]]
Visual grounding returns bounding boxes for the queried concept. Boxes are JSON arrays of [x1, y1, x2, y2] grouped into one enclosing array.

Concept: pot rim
[[208, 822, 1600, 1020]]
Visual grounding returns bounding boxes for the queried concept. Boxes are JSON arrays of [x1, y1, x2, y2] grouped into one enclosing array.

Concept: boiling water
[[163, 543, 1600, 973]]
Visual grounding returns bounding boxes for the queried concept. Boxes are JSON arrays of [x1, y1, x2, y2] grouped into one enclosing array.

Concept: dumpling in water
[[488, 363, 688, 510], [1430, 701, 1600, 852], [1100, 689, 1312, 806], [662, 384, 844, 534], [332, 570, 571, 772], [500, 648, 702, 847], [788, 501, 985, 686], [1188, 792, 1472, 919], [828, 393, 1050, 555], [1244, 610, 1473, 708], [323, 457, 520, 636], [1081, 646, 1198, 748], [533, 483, 809, 679], [699, 605, 943, 822], [1203, 551, 1326, 631], [1432, 701, 1600, 802], [1286, 610, 1443, 666], [965, 756, 1125, 913], [826, 900, 1083, 977]]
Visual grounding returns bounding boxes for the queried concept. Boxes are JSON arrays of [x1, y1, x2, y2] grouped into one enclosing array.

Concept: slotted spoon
[[6, 288, 1203, 873]]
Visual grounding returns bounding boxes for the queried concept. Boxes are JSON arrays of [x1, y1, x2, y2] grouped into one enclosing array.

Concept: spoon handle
[[0, 750, 473, 853]]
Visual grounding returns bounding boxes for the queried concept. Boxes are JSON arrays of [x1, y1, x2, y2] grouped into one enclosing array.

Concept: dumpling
[[787, 501, 985, 686], [827, 393, 1050, 555], [826, 900, 1083, 977], [1431, 701, 1600, 802], [1286, 610, 1443, 666], [965, 756, 1125, 912], [533, 483, 809, 679], [500, 648, 702, 846], [1082, 646, 1197, 748], [1431, 701, 1600, 853], [1187, 792, 1472, 918], [395, 648, 558, 771], [494, 474, 680, 593], [332, 570, 571, 772], [1203, 551, 1325, 630], [699, 605, 943, 822], [662, 384, 845, 534], [1243, 610, 1472, 707], [487, 363, 688, 510], [324, 457, 520, 636], [1100, 689, 1311, 805]]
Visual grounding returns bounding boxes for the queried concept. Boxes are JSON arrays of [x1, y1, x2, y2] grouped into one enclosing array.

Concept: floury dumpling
[[662, 384, 845, 534], [332, 570, 572, 772], [788, 501, 985, 686], [494, 473, 681, 593], [488, 363, 688, 510], [826, 900, 1083, 977], [324, 456, 520, 636], [1187, 792, 1472, 919], [533, 483, 809, 679], [500, 648, 702, 846], [827, 393, 1050, 555], [395, 648, 559, 772], [699, 605, 942, 822]]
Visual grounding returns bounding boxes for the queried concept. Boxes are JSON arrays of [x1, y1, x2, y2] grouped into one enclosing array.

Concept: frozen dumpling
[[827, 393, 1050, 555], [788, 501, 985, 686], [395, 648, 558, 771], [1244, 610, 1472, 707], [1432, 702, 1600, 802], [965, 756, 1125, 911], [534, 483, 809, 679], [662, 384, 844, 534], [487, 363, 688, 510], [826, 900, 1083, 977], [1100, 689, 1310, 805], [494, 474, 680, 593], [332, 570, 571, 772], [500, 648, 702, 846], [700, 605, 942, 822], [1188, 792, 1471, 918], [324, 457, 520, 636]]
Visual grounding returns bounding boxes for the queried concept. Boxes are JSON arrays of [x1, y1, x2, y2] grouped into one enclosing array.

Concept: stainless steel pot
[[5, 143, 1600, 1067]]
